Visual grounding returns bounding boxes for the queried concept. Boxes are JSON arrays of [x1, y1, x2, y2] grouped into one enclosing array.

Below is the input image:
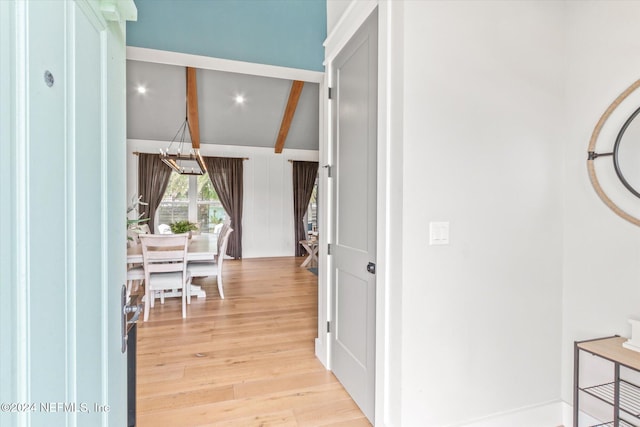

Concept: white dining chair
[[126, 265, 145, 298], [139, 233, 191, 321], [126, 225, 151, 297], [187, 225, 233, 299]]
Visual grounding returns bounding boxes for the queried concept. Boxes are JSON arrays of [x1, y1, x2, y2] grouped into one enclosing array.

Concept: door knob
[[367, 262, 376, 274]]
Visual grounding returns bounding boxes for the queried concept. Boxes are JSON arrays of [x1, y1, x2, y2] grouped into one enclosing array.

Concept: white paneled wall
[[127, 139, 318, 258]]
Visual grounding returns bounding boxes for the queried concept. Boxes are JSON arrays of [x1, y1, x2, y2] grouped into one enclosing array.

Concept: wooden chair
[[187, 226, 233, 299], [139, 233, 191, 321]]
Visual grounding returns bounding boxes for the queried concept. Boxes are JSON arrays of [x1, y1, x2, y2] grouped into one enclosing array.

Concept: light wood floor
[[135, 257, 370, 427]]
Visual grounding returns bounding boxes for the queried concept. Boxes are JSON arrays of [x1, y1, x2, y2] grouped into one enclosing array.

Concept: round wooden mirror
[[588, 79, 640, 226]]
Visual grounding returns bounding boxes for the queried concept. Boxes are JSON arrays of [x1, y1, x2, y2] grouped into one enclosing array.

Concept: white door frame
[[320, 1, 404, 425]]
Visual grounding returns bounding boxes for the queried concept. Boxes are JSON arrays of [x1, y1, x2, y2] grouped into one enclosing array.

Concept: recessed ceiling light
[[234, 95, 245, 104], [137, 85, 147, 94]]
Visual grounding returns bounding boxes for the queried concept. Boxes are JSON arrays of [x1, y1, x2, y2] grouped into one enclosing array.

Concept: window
[[157, 173, 189, 226], [306, 178, 318, 233], [196, 175, 226, 234], [156, 173, 226, 235]]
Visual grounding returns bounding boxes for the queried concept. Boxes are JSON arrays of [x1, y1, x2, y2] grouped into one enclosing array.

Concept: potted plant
[[169, 220, 199, 238]]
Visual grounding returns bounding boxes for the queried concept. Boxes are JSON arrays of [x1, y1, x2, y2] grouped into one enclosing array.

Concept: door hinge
[[327, 243, 331, 255], [328, 87, 333, 99], [327, 321, 331, 333], [327, 165, 332, 178]]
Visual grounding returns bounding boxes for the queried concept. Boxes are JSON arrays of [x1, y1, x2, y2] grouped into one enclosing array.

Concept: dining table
[[299, 239, 319, 268], [127, 235, 216, 299]]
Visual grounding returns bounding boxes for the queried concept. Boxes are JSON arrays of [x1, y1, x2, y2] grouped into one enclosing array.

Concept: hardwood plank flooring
[[136, 257, 370, 427]]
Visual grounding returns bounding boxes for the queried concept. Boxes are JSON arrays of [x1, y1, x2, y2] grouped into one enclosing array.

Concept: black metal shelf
[[575, 336, 640, 427], [590, 420, 636, 427], [581, 380, 640, 420]]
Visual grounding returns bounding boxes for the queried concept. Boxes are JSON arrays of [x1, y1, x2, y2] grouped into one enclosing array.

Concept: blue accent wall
[[127, 0, 327, 71]]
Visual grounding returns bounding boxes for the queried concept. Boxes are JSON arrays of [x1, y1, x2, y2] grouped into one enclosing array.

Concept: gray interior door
[[330, 9, 378, 424]]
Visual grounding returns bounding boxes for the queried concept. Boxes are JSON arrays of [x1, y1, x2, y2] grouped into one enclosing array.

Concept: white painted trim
[[314, 338, 327, 368], [561, 401, 600, 427], [14, 1, 30, 425], [65, 3, 79, 426], [323, 0, 378, 66], [374, 2, 397, 425], [100, 0, 137, 23], [75, 0, 107, 32], [126, 46, 324, 83], [446, 401, 563, 427], [315, 75, 330, 369], [0, 1, 19, 424], [98, 23, 111, 427]]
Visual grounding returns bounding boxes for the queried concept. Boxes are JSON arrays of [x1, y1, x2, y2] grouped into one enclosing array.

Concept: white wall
[[399, 1, 565, 425], [127, 139, 318, 258], [561, 0, 640, 410], [328, 2, 640, 426]]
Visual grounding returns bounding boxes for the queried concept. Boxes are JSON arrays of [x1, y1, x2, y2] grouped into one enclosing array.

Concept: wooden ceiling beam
[[186, 67, 200, 149], [274, 80, 304, 154]]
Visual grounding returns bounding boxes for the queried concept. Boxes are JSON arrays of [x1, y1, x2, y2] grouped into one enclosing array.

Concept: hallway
[[135, 257, 369, 426]]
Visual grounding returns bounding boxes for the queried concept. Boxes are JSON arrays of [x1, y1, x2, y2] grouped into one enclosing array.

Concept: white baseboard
[[452, 401, 602, 427], [561, 401, 601, 427], [452, 401, 563, 427], [315, 337, 328, 368]]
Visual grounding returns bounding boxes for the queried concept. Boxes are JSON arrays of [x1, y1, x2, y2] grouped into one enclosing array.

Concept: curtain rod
[[288, 159, 319, 163], [132, 151, 248, 160]]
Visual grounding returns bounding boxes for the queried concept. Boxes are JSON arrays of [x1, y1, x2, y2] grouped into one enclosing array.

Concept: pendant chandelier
[[159, 66, 206, 176], [159, 117, 206, 176]]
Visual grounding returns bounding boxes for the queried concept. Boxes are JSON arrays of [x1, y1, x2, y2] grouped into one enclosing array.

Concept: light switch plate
[[429, 221, 449, 245]]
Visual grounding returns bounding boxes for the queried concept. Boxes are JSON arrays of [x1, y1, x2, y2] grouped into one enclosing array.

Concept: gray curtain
[[293, 161, 319, 257], [138, 153, 172, 234], [204, 157, 244, 259]]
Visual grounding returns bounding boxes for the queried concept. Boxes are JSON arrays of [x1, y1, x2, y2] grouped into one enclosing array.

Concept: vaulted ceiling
[[126, 59, 320, 151]]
